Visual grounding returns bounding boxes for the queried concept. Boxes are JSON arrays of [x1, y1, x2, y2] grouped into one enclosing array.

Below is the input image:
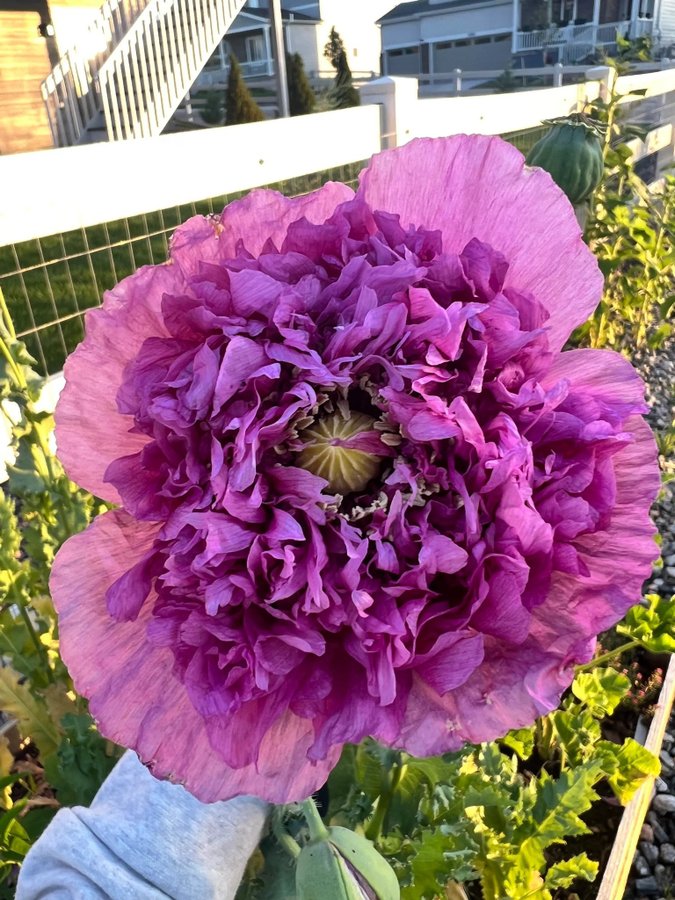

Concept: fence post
[[358, 76, 419, 149], [553, 62, 564, 87], [585, 64, 617, 103], [453, 68, 462, 95]]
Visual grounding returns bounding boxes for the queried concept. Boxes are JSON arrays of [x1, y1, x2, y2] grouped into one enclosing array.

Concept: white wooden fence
[[6, 66, 675, 248], [0, 66, 673, 379]]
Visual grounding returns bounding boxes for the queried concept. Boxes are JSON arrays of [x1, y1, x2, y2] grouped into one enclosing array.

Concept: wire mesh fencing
[[0, 162, 364, 377], [1, 84, 673, 379]]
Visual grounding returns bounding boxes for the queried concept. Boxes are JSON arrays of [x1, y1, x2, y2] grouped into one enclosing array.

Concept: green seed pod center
[[297, 411, 382, 495]]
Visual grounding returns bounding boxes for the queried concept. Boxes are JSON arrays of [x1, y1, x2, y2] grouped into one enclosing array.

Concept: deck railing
[[515, 17, 654, 55]]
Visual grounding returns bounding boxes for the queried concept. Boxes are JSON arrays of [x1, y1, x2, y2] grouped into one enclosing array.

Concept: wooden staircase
[[42, 0, 248, 146]]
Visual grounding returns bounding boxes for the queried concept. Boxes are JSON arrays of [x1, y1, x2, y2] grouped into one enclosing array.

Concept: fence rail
[[3, 67, 675, 376], [418, 60, 675, 95]]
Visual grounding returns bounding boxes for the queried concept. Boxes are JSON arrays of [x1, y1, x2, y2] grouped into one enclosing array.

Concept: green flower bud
[[296, 826, 400, 900], [526, 115, 605, 206]]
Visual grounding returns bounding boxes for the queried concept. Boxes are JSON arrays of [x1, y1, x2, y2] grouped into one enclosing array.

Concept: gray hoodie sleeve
[[16, 751, 269, 900]]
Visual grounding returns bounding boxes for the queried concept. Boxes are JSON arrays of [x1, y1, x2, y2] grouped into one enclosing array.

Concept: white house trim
[[385, 40, 426, 50], [511, 0, 519, 53], [381, 1, 507, 25], [423, 28, 513, 42], [227, 13, 269, 34]]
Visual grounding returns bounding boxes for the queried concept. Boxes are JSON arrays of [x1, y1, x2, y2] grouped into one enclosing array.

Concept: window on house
[[245, 35, 265, 62]]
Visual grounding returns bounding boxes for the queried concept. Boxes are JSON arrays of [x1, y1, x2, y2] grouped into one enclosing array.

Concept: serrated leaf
[[403, 755, 457, 786], [617, 595, 675, 653], [6, 442, 47, 495], [502, 728, 535, 760], [386, 764, 428, 836], [545, 853, 598, 888], [597, 738, 661, 804], [237, 835, 297, 900], [43, 714, 120, 806], [572, 667, 631, 716], [0, 668, 59, 757], [354, 741, 392, 803], [42, 685, 78, 730], [400, 827, 473, 900], [326, 744, 358, 820], [549, 706, 601, 767], [513, 766, 601, 873]]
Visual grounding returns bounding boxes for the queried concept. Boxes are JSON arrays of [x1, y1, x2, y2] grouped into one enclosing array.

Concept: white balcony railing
[[515, 18, 654, 55], [240, 58, 274, 77]]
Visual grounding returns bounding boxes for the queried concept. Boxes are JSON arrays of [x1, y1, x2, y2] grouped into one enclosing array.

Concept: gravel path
[[623, 336, 675, 900]]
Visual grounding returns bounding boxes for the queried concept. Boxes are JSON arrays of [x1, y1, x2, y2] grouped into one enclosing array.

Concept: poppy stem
[[300, 797, 330, 842], [272, 815, 301, 860], [576, 639, 641, 671]]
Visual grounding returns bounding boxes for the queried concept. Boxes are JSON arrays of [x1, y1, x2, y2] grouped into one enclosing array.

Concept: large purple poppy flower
[[52, 136, 659, 803]]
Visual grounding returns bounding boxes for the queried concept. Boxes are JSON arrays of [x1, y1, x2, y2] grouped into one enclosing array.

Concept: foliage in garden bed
[[0, 293, 119, 893], [0, 55, 673, 899]]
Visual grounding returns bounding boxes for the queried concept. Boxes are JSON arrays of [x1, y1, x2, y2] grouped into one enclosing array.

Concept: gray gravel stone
[[640, 841, 660, 866], [635, 850, 652, 876], [655, 776, 669, 793], [659, 750, 674, 771], [634, 875, 660, 895], [654, 821, 670, 844], [659, 842, 675, 864], [653, 794, 675, 815]]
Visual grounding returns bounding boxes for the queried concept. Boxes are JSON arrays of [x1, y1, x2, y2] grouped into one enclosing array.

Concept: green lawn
[[0, 136, 544, 377], [0, 163, 361, 376]]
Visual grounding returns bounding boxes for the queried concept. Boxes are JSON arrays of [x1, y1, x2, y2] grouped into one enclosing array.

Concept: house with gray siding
[[207, 0, 398, 83], [379, 0, 671, 76]]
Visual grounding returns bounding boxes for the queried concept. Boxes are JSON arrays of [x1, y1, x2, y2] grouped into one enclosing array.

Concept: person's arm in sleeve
[[16, 750, 269, 900]]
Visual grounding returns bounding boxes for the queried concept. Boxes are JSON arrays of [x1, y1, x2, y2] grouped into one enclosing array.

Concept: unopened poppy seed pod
[[526, 115, 605, 206], [296, 826, 400, 900]]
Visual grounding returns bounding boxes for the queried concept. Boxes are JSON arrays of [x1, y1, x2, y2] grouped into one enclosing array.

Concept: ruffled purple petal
[[51, 510, 339, 802], [53, 136, 658, 802], [55, 265, 179, 501], [358, 135, 603, 352]]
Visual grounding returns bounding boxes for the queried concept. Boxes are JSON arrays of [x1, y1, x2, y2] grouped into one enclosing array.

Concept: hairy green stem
[[300, 797, 330, 842], [0, 335, 24, 389], [365, 760, 406, 843], [0, 289, 16, 340], [273, 817, 301, 860], [14, 596, 53, 682], [576, 639, 641, 672]]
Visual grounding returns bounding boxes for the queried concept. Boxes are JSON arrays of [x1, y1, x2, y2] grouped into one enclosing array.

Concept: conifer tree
[[225, 54, 265, 125], [323, 27, 360, 109], [323, 26, 343, 70], [201, 90, 223, 125], [286, 52, 316, 116]]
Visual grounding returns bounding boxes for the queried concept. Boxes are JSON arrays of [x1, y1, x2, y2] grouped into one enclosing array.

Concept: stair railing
[[97, 0, 247, 142], [41, 0, 151, 146]]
